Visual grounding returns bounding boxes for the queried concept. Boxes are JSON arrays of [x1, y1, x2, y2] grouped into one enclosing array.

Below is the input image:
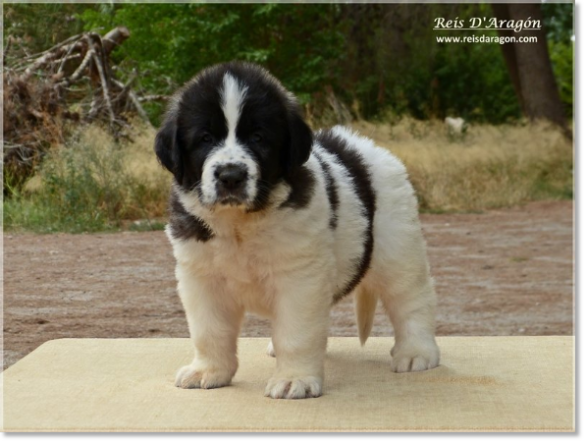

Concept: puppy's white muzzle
[[214, 163, 249, 205], [199, 146, 259, 208]]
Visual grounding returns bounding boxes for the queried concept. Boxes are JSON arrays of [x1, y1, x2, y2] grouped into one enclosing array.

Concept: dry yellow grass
[[350, 118, 573, 212], [119, 124, 171, 219], [50, 123, 170, 220], [10, 118, 572, 233]]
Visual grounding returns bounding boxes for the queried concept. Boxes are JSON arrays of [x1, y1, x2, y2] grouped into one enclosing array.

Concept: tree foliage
[[542, 2, 574, 118], [3, 3, 92, 54], [4, 2, 573, 126], [79, 3, 346, 123]]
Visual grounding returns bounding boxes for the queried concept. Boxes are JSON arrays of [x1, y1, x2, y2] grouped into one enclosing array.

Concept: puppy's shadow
[[323, 347, 496, 396]]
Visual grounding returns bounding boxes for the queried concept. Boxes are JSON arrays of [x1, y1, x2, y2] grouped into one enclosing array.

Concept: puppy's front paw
[[175, 364, 234, 389], [390, 339, 440, 373], [264, 376, 322, 399]]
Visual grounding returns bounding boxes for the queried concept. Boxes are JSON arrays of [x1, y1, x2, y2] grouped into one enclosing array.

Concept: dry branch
[[102, 26, 130, 55], [138, 94, 169, 103], [21, 40, 85, 81], [91, 50, 116, 127], [3, 26, 162, 195], [61, 48, 95, 85]]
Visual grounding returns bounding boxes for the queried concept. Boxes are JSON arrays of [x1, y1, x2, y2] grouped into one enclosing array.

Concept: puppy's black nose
[[215, 164, 248, 190]]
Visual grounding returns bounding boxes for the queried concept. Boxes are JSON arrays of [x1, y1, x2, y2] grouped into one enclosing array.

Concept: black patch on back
[[316, 130, 376, 302], [168, 190, 214, 242], [279, 165, 316, 209], [314, 151, 339, 229]]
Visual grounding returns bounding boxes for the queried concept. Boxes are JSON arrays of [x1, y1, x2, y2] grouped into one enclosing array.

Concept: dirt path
[[2, 201, 573, 369]]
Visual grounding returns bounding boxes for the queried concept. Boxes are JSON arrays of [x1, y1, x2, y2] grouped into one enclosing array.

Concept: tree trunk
[[493, 4, 569, 137], [491, 4, 524, 114]]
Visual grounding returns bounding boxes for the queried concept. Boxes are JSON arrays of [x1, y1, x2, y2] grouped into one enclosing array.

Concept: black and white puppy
[[155, 61, 440, 399]]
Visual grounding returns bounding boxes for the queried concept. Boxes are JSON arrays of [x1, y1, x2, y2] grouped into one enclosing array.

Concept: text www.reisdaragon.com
[[436, 35, 538, 45]]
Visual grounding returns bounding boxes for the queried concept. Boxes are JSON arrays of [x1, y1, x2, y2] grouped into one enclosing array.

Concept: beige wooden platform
[[1, 337, 574, 432]]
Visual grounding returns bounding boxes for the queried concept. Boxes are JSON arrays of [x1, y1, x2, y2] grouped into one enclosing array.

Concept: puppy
[[155, 61, 439, 399]]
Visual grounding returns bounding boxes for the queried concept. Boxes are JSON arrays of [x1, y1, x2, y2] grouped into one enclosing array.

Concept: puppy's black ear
[[155, 115, 183, 184], [285, 108, 313, 177]]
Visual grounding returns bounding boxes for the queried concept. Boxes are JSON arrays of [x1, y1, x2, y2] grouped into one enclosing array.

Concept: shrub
[[4, 124, 170, 233]]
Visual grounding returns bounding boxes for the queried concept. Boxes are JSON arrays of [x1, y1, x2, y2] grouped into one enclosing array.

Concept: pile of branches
[[3, 27, 165, 194]]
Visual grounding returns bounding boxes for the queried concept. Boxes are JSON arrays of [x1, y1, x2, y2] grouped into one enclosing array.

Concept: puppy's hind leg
[[371, 238, 440, 373]]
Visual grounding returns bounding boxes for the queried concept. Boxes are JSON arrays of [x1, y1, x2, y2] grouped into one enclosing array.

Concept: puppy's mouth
[[218, 194, 247, 206], [207, 163, 254, 208], [207, 185, 252, 209]]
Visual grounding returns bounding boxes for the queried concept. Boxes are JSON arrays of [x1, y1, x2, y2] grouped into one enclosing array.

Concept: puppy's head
[[155, 62, 313, 211]]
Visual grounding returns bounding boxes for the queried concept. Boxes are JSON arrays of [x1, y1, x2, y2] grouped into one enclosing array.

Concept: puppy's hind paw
[[390, 340, 440, 373]]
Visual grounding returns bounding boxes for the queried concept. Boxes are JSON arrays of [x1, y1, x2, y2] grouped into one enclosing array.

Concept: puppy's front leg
[[174, 267, 244, 389], [265, 275, 331, 400]]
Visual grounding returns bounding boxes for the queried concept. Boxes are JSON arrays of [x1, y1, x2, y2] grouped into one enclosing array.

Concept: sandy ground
[[2, 200, 573, 370]]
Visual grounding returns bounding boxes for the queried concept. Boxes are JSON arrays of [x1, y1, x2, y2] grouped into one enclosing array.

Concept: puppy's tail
[[355, 287, 378, 346]]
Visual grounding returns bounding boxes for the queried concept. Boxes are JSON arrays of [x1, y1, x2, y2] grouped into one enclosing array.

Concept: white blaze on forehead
[[197, 73, 258, 207], [221, 73, 248, 139]]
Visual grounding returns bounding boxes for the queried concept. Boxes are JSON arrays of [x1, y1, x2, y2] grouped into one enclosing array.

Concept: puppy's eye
[[201, 133, 213, 144], [251, 133, 263, 143]]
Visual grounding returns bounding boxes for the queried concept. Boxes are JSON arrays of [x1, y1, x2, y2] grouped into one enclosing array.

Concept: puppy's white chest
[[173, 224, 273, 289], [208, 234, 266, 284]]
